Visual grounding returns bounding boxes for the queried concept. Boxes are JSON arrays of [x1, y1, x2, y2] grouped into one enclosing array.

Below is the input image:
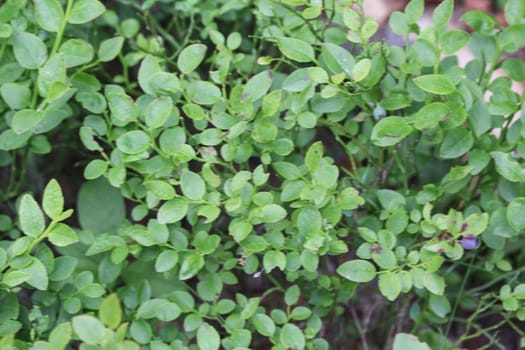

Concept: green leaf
[[12, 109, 45, 135], [321, 43, 355, 76], [187, 81, 221, 105], [106, 93, 138, 126], [280, 324, 305, 350], [177, 43, 207, 74], [0, 83, 31, 109], [48, 223, 79, 247], [158, 199, 188, 224], [500, 24, 525, 53], [378, 272, 402, 301], [252, 314, 275, 336], [242, 70, 273, 102], [98, 36, 124, 62], [20, 257, 48, 290], [491, 151, 525, 183], [19, 194, 45, 237], [261, 204, 287, 223], [34, 0, 64, 32], [83, 159, 108, 180], [405, 0, 424, 23], [143, 180, 175, 200], [99, 294, 122, 329], [441, 29, 470, 54], [438, 129, 474, 159], [72, 315, 106, 345], [2, 270, 30, 287], [413, 102, 450, 130], [276, 37, 315, 63], [68, 0, 105, 24], [59, 39, 94, 67], [155, 250, 179, 272], [352, 58, 371, 82], [432, 0, 453, 29], [179, 254, 205, 280], [337, 260, 376, 283], [181, 171, 206, 200], [393, 333, 431, 350], [413, 74, 456, 95], [371, 117, 413, 147], [48, 322, 72, 349], [505, 0, 525, 25], [424, 271, 445, 295], [38, 53, 66, 97], [389, 11, 409, 35], [145, 96, 173, 129], [412, 38, 438, 66], [116, 130, 150, 154], [507, 197, 525, 232], [12, 32, 47, 69], [502, 58, 525, 82], [263, 250, 286, 272], [77, 178, 125, 234], [137, 299, 181, 322], [197, 323, 220, 350], [138, 55, 162, 94]]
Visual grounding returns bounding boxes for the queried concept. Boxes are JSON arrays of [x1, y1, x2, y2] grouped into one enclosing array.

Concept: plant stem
[[50, 0, 74, 57]]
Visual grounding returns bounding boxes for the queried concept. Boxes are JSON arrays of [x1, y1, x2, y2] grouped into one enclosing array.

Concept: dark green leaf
[[12, 32, 47, 69]]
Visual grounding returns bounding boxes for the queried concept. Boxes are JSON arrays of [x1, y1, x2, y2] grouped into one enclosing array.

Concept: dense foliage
[[1, 0, 525, 348]]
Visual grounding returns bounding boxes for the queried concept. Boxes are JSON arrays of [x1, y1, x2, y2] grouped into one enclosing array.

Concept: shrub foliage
[[1, 0, 525, 349]]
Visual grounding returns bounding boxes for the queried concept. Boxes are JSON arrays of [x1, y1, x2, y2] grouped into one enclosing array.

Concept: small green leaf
[[379, 272, 402, 301], [98, 36, 124, 62], [12, 109, 45, 135], [68, 0, 105, 24], [35, 0, 64, 32], [181, 171, 206, 201], [491, 151, 525, 183], [352, 58, 371, 82], [413, 74, 456, 95], [145, 96, 173, 129], [337, 260, 377, 283], [116, 130, 150, 154], [59, 39, 94, 67], [48, 223, 79, 247], [424, 271, 445, 295], [2, 270, 30, 287], [432, 0, 453, 29], [507, 197, 525, 232], [438, 129, 474, 159], [280, 323, 305, 350], [441, 30, 470, 54], [261, 204, 287, 223], [158, 199, 188, 224], [106, 93, 138, 126], [20, 257, 48, 290], [177, 44, 207, 74], [72, 315, 106, 345], [143, 180, 175, 200], [276, 37, 315, 63], [197, 323, 220, 350], [19, 194, 45, 237], [242, 70, 273, 102], [48, 322, 72, 349], [505, 0, 525, 25], [393, 333, 431, 350], [99, 294, 122, 329], [155, 250, 179, 272], [179, 254, 205, 280], [12, 32, 47, 69], [252, 314, 275, 336], [83, 159, 108, 180], [371, 117, 413, 147], [413, 102, 450, 130]]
